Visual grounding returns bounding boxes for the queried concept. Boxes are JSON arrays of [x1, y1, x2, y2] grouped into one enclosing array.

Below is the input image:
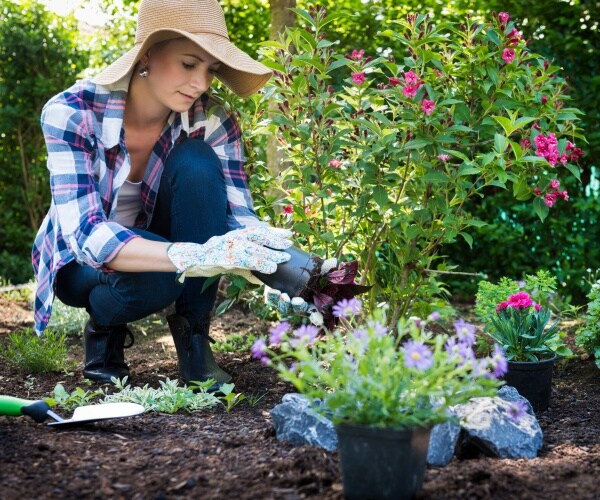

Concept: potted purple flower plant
[[252, 303, 508, 499]]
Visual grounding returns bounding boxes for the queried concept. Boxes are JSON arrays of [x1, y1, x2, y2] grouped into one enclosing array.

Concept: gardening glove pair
[[264, 257, 338, 326], [167, 226, 293, 284]]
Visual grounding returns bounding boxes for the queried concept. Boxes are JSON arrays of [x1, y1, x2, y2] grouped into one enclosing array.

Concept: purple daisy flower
[[402, 340, 434, 370], [428, 311, 441, 321], [445, 337, 475, 366], [453, 319, 477, 346], [251, 338, 268, 360], [489, 345, 508, 378], [332, 298, 363, 318], [506, 400, 529, 421], [290, 324, 319, 347], [367, 320, 388, 337], [269, 321, 291, 346]]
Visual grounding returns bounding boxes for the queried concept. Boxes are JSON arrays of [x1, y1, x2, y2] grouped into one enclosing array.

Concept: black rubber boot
[[82, 319, 134, 383], [167, 313, 232, 392]]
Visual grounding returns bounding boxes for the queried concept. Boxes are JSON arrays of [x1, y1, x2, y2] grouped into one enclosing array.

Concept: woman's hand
[[167, 226, 293, 282]]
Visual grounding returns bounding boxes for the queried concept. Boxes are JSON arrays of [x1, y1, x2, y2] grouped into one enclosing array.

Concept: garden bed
[[1, 297, 599, 499]]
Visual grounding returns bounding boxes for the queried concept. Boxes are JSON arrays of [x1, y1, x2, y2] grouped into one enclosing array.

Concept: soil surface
[[1, 295, 599, 499]]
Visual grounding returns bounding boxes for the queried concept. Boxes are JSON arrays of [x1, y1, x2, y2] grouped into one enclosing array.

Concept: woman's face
[[143, 38, 222, 112]]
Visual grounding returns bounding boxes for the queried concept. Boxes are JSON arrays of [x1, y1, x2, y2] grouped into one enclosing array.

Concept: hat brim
[[92, 29, 272, 97]]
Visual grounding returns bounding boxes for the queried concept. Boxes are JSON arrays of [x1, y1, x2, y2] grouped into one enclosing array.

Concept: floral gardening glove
[[167, 226, 293, 283], [264, 257, 338, 326]]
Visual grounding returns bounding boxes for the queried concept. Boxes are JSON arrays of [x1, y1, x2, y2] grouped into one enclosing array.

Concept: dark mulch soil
[[1, 296, 599, 499]]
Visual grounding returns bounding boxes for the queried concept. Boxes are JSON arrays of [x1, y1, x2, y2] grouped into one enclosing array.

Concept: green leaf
[[457, 165, 481, 176], [509, 140, 523, 161], [423, 171, 450, 183], [564, 162, 582, 182], [521, 155, 548, 164], [512, 177, 531, 201], [215, 299, 234, 316], [492, 116, 514, 136], [485, 29, 502, 47], [405, 138, 433, 149], [328, 58, 350, 71], [373, 186, 389, 207], [460, 232, 473, 248], [494, 133, 509, 153], [533, 197, 549, 222], [293, 222, 313, 236], [513, 116, 537, 130]]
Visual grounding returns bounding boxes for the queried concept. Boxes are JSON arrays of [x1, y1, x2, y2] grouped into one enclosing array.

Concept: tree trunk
[[267, 0, 296, 174]]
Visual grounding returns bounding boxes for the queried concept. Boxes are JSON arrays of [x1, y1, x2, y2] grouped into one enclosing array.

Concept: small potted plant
[[486, 291, 572, 410], [252, 302, 506, 499]]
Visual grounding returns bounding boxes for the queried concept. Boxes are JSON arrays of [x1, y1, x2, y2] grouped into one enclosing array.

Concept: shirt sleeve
[[41, 100, 139, 268], [193, 99, 265, 230]]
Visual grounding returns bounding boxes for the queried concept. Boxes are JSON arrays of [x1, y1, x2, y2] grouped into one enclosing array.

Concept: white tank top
[[113, 180, 143, 227]]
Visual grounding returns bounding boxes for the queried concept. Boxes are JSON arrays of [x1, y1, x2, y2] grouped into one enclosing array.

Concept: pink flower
[[535, 133, 560, 166], [403, 85, 420, 98], [351, 49, 365, 61], [498, 12, 510, 24], [401, 70, 423, 98], [506, 28, 522, 46], [496, 301, 509, 312], [566, 141, 585, 161], [506, 292, 534, 309], [502, 48, 515, 63], [404, 70, 420, 85], [544, 192, 557, 207], [422, 99, 435, 115], [388, 76, 402, 86], [533, 188, 543, 196], [283, 205, 293, 215], [352, 72, 366, 85], [328, 158, 342, 168], [558, 190, 569, 201], [534, 304, 541, 312], [438, 154, 450, 162], [550, 179, 560, 190], [520, 137, 532, 150]]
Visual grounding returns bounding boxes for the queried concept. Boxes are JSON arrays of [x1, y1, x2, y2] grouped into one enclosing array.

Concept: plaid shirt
[[32, 73, 260, 334]]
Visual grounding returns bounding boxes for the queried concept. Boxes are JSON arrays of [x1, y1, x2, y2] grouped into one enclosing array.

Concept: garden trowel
[[0, 395, 144, 428]]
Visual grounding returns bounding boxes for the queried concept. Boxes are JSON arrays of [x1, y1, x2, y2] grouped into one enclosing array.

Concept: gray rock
[[454, 396, 543, 458], [270, 392, 543, 462], [426, 419, 461, 466], [270, 393, 338, 451], [497, 385, 535, 416]]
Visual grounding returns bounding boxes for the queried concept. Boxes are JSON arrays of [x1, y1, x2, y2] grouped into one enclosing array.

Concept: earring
[[139, 68, 149, 78]]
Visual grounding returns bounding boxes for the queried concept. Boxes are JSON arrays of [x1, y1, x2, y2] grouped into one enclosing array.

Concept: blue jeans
[[55, 139, 228, 328]]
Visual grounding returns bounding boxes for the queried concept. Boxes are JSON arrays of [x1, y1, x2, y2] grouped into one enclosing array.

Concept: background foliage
[[0, 0, 598, 310], [0, 0, 88, 282]]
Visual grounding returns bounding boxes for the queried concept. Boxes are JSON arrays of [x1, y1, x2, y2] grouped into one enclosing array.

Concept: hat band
[[135, 28, 230, 44]]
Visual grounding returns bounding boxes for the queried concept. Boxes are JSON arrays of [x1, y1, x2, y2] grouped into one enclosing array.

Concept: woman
[[32, 0, 297, 390]]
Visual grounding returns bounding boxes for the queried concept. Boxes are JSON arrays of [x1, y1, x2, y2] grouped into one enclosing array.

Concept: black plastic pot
[[252, 245, 322, 298], [335, 423, 431, 500], [504, 356, 556, 411]]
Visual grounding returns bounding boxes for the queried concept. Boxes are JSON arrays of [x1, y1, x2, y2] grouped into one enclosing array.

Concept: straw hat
[[92, 0, 272, 97]]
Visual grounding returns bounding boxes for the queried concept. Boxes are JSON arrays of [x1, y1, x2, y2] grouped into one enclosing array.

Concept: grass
[[0, 328, 76, 374], [212, 332, 260, 353], [46, 300, 89, 336]]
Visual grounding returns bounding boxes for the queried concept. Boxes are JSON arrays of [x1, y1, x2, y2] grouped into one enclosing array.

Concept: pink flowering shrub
[[252, 7, 585, 322]]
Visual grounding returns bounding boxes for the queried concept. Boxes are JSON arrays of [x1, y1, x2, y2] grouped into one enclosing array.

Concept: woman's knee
[[163, 139, 224, 184], [90, 270, 184, 325]]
